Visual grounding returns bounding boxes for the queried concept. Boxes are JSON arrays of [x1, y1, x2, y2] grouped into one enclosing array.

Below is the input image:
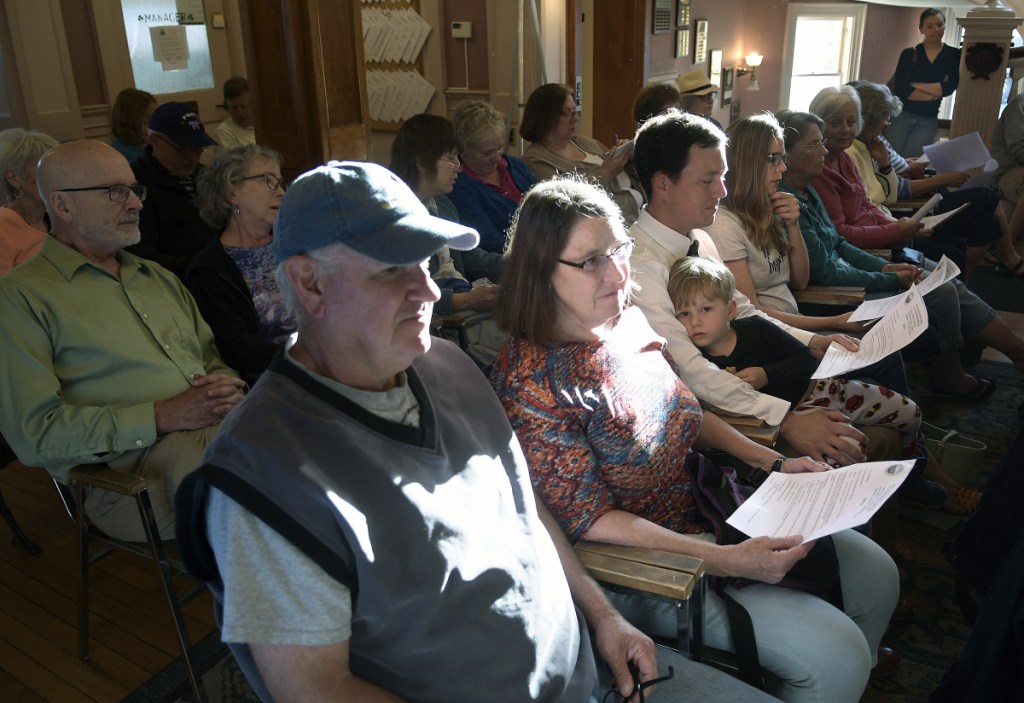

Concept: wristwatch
[[771, 456, 785, 473]]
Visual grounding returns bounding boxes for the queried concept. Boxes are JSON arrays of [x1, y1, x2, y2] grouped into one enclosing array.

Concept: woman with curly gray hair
[[0, 128, 59, 274], [187, 144, 294, 379]]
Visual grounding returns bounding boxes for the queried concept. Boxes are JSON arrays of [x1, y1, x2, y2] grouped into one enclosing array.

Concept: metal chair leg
[[136, 488, 207, 703], [0, 488, 40, 554], [75, 480, 91, 661]]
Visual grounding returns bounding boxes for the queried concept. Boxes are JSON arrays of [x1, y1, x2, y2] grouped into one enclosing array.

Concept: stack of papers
[[362, 6, 432, 65], [366, 69, 436, 123]]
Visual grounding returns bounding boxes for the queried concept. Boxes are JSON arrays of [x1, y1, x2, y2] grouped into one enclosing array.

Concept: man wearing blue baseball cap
[[128, 101, 218, 278], [176, 161, 777, 702]]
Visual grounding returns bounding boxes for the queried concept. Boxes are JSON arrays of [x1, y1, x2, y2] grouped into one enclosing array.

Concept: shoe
[[891, 596, 915, 624], [870, 646, 901, 678], [892, 537, 916, 564], [944, 486, 982, 516], [995, 255, 1024, 278], [900, 476, 948, 509], [927, 376, 996, 401]]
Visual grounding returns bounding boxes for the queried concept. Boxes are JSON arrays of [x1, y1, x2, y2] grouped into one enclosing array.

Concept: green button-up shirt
[[0, 236, 236, 481]]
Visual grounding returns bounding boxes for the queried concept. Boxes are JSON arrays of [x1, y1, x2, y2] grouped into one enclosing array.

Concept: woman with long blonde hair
[[705, 112, 865, 332]]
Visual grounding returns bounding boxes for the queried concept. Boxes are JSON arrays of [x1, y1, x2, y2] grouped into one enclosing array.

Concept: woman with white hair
[[0, 128, 59, 274]]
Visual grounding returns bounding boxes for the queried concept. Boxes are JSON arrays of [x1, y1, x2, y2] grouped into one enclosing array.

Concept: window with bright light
[[120, 0, 214, 94], [781, 4, 866, 111]]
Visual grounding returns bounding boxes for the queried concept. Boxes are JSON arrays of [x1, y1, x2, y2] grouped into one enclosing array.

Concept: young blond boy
[[667, 256, 921, 460]]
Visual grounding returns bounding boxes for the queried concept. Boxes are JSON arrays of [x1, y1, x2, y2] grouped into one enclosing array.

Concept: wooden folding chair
[[54, 464, 208, 702], [575, 541, 706, 661]]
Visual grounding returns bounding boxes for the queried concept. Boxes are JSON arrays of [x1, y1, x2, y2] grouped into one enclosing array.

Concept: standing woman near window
[[887, 7, 960, 159]]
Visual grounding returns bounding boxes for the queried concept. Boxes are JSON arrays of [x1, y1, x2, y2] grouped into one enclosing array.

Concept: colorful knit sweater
[[491, 307, 708, 542]]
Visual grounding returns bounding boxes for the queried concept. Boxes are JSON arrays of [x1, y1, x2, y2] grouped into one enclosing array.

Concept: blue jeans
[[607, 529, 899, 703], [886, 111, 938, 160]]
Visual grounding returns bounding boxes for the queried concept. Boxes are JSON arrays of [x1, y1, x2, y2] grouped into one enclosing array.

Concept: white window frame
[[780, 3, 868, 110]]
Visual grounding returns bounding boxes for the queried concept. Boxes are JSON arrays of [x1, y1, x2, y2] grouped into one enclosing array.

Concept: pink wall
[[649, 0, 922, 124]]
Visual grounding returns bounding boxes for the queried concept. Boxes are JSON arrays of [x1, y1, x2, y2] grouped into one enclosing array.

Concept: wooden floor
[[0, 459, 216, 703]]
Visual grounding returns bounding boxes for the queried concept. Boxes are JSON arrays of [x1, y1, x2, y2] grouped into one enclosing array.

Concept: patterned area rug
[[861, 358, 1022, 702], [121, 632, 257, 703]]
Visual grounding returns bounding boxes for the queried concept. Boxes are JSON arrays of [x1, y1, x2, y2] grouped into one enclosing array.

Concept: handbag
[[686, 451, 843, 688], [923, 421, 987, 486]]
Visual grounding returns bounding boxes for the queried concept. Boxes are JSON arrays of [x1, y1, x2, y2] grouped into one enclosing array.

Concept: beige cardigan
[[523, 136, 643, 224]]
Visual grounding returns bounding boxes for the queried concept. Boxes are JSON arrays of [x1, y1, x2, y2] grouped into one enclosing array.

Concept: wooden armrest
[[721, 415, 779, 446], [888, 198, 928, 216], [865, 249, 892, 260], [792, 285, 865, 304], [68, 465, 147, 496], [432, 311, 477, 329], [575, 541, 704, 601]]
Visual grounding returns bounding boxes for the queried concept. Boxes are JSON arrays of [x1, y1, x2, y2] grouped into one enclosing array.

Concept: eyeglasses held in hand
[[602, 665, 675, 703], [58, 184, 148, 203], [235, 172, 286, 191], [558, 237, 635, 274]]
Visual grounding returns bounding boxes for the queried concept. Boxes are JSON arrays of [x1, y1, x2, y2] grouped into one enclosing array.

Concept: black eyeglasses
[[602, 665, 675, 703], [154, 133, 208, 155], [558, 238, 635, 274], [58, 184, 147, 203], [235, 172, 286, 191]]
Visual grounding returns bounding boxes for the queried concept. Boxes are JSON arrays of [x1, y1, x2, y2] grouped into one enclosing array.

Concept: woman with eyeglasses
[[848, 81, 1023, 283], [778, 108, 1024, 398], [521, 83, 643, 224], [187, 145, 294, 381], [703, 112, 865, 334], [389, 113, 506, 368], [490, 175, 897, 703], [447, 100, 537, 253], [0, 128, 59, 275]]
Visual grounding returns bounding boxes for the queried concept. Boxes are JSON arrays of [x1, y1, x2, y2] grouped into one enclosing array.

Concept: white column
[[950, 3, 1023, 144]]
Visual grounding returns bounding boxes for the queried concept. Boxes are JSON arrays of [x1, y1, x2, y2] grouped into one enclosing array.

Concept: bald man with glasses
[[128, 101, 219, 278], [0, 140, 244, 542]]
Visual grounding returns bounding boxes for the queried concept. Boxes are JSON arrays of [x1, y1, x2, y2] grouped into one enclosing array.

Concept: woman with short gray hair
[[187, 144, 294, 380], [448, 99, 537, 253], [0, 127, 59, 274]]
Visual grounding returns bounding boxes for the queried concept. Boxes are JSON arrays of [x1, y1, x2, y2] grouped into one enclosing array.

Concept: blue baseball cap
[[147, 102, 217, 149], [273, 161, 480, 263]]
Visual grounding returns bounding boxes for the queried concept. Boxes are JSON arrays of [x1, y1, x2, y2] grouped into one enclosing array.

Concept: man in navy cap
[[175, 161, 777, 702], [128, 101, 218, 278]]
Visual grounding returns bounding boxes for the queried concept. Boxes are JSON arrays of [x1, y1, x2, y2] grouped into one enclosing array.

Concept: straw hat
[[676, 69, 719, 96]]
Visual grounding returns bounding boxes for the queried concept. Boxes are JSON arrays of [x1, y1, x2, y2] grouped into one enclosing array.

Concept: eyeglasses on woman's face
[[767, 152, 787, 167], [558, 237, 635, 275], [235, 172, 286, 191], [795, 138, 827, 150]]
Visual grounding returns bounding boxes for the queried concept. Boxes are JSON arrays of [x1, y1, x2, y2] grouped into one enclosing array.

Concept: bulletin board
[[361, 0, 435, 131]]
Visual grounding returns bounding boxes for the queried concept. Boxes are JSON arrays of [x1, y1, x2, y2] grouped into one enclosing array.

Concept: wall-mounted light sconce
[[735, 52, 763, 91]]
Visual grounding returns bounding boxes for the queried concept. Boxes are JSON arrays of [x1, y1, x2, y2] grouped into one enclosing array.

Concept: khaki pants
[[83, 425, 219, 542]]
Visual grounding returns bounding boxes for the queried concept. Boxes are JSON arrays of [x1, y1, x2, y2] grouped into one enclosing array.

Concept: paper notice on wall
[[150, 26, 190, 70]]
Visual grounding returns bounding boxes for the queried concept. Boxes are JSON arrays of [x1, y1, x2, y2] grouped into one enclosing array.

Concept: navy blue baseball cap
[[147, 102, 217, 149], [273, 161, 480, 263]]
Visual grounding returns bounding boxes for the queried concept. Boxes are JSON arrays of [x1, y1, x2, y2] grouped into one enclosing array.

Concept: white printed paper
[[150, 26, 189, 70], [922, 132, 997, 174], [909, 193, 942, 223], [813, 286, 927, 377], [848, 255, 960, 322], [919, 203, 968, 229], [726, 460, 915, 543]]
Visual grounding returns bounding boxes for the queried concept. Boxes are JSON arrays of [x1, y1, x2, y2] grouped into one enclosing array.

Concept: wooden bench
[[575, 541, 706, 661]]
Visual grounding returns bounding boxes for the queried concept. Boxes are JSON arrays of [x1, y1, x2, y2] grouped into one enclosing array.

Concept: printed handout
[[848, 255, 960, 323], [726, 460, 915, 543], [812, 286, 927, 378]]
